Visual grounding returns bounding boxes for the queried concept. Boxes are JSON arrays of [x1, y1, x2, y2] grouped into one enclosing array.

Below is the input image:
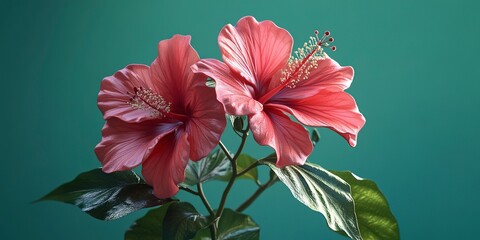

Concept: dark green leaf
[[163, 202, 209, 240], [125, 202, 175, 240], [35, 168, 167, 220], [331, 171, 400, 240], [183, 149, 231, 186], [311, 129, 320, 147], [264, 161, 362, 240], [194, 209, 259, 240]]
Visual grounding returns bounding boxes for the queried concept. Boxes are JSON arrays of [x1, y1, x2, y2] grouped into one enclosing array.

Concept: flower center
[[258, 30, 336, 104], [128, 87, 188, 121]]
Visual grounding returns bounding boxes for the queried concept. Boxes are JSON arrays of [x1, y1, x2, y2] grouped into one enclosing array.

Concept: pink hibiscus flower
[[192, 16, 365, 168], [95, 35, 226, 198]]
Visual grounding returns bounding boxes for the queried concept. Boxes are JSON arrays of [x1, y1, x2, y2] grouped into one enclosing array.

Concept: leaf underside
[[36, 168, 167, 220], [264, 161, 362, 240]]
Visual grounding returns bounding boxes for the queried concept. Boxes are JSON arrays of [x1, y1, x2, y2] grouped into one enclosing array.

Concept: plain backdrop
[[1, 0, 479, 239]]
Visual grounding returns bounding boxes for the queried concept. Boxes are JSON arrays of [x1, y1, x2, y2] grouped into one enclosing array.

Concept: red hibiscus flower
[[193, 16, 365, 167], [95, 35, 226, 198]]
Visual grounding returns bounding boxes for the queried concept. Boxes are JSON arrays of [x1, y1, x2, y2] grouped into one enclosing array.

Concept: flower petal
[[94, 118, 180, 173], [192, 59, 263, 115], [185, 85, 226, 160], [142, 130, 190, 198], [271, 90, 366, 147], [98, 64, 154, 122], [150, 35, 202, 111], [274, 55, 354, 101], [249, 108, 312, 167], [219, 16, 293, 90]]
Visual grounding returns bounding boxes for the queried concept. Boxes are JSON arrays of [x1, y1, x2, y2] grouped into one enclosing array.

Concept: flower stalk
[[209, 123, 249, 239], [197, 183, 214, 216], [197, 182, 216, 239], [236, 174, 277, 212]]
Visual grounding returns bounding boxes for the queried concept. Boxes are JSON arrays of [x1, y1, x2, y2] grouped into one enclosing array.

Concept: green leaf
[[194, 209, 260, 240], [163, 202, 209, 240], [125, 202, 175, 240], [183, 149, 231, 186], [264, 161, 362, 240], [235, 154, 259, 182], [331, 171, 400, 240], [35, 168, 167, 220], [126, 202, 208, 240]]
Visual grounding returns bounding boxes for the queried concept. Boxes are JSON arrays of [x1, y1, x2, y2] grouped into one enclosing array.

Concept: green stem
[[216, 126, 249, 220], [209, 224, 217, 240], [197, 183, 214, 216], [218, 141, 233, 161], [236, 174, 278, 212], [179, 186, 198, 195], [197, 183, 216, 240]]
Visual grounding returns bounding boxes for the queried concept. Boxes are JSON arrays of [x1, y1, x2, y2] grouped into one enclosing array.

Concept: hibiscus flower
[[193, 16, 365, 167], [95, 35, 226, 198]]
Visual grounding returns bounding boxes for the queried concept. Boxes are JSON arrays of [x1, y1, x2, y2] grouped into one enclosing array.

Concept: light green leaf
[[235, 154, 259, 182], [183, 149, 230, 186], [264, 161, 362, 240], [35, 168, 167, 220], [331, 171, 400, 240], [194, 209, 259, 240]]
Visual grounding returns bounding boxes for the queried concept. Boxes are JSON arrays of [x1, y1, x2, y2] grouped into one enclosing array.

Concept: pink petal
[[98, 64, 154, 122], [185, 85, 226, 160], [274, 55, 354, 101], [150, 35, 202, 110], [219, 16, 293, 90], [94, 118, 180, 173], [192, 59, 263, 115], [142, 130, 190, 198], [249, 108, 312, 168], [271, 90, 366, 147]]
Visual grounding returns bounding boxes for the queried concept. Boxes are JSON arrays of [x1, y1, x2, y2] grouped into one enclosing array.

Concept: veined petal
[[193, 59, 263, 115], [142, 130, 190, 198], [98, 64, 153, 122], [274, 55, 354, 101], [219, 16, 293, 89], [150, 35, 202, 110], [185, 85, 226, 160], [272, 90, 366, 147], [249, 108, 312, 168], [94, 118, 179, 173]]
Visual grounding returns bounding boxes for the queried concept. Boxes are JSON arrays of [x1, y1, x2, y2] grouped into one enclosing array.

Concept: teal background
[[2, 0, 479, 239]]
